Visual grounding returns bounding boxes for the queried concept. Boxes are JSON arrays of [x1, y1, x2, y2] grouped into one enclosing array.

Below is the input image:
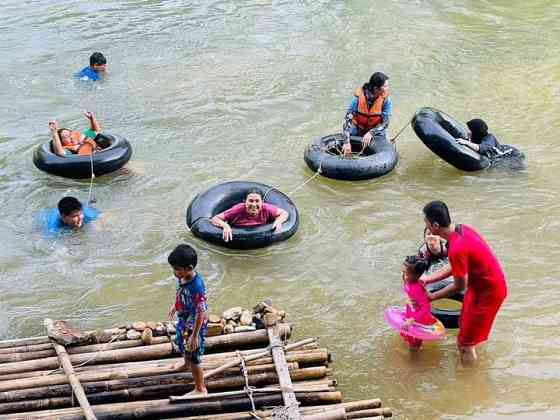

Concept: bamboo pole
[[0, 326, 292, 377], [0, 391, 342, 419], [0, 363, 316, 404], [267, 323, 301, 419], [159, 398, 384, 420], [0, 337, 50, 350], [346, 408, 392, 418], [302, 408, 346, 420], [203, 337, 315, 381], [44, 319, 97, 420], [0, 348, 326, 393]]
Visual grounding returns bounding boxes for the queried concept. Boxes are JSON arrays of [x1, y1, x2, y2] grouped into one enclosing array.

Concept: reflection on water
[[1, 1, 560, 418]]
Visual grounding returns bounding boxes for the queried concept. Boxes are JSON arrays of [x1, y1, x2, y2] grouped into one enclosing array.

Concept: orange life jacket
[[351, 87, 387, 131], [62, 132, 96, 156]]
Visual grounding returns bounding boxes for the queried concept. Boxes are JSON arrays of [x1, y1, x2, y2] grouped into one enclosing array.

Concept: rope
[[285, 160, 323, 197], [390, 118, 412, 144], [46, 333, 120, 376], [87, 152, 96, 206], [185, 216, 209, 233], [237, 350, 260, 418]]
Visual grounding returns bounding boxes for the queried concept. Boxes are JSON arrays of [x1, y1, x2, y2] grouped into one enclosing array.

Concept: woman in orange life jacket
[[48, 111, 101, 157], [341, 72, 392, 157]]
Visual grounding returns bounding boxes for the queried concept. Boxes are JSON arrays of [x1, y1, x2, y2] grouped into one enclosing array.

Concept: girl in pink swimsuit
[[401, 255, 439, 349]]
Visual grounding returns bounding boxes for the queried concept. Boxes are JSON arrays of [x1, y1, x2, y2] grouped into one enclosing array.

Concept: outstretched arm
[[271, 208, 289, 233], [85, 111, 101, 132], [428, 274, 467, 301], [421, 264, 452, 285], [210, 213, 233, 242], [49, 121, 65, 156]]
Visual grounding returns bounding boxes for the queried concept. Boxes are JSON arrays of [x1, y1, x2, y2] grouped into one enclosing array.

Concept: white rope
[[286, 160, 323, 197], [237, 350, 260, 418], [87, 152, 96, 205], [46, 333, 120, 376]]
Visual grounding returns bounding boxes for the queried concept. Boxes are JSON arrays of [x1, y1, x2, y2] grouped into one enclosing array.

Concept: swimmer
[[210, 189, 289, 242], [76, 52, 107, 81], [48, 111, 101, 157], [400, 255, 439, 350]]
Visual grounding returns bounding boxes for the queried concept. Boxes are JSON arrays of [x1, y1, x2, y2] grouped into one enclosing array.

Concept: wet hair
[[90, 52, 107, 67], [368, 72, 389, 90], [58, 196, 82, 216], [168, 244, 198, 269], [245, 188, 263, 200], [466, 118, 488, 144], [423, 201, 451, 228], [404, 255, 429, 278]]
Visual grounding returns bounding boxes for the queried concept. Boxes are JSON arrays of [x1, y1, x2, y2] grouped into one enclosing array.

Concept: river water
[[1, 1, 560, 418]]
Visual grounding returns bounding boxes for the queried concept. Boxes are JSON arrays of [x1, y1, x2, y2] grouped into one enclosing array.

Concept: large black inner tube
[[412, 107, 491, 172], [304, 133, 398, 180], [186, 181, 299, 249], [426, 278, 464, 329], [32, 133, 132, 179]]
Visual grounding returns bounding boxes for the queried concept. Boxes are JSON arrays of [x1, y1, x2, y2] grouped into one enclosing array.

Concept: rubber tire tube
[[186, 181, 299, 249], [33, 133, 132, 179], [304, 132, 398, 180], [426, 278, 465, 329]]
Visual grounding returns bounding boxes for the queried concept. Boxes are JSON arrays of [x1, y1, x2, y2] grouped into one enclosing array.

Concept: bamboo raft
[[0, 302, 392, 420]]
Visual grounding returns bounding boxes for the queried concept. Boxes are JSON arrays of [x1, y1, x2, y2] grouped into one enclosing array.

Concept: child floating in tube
[[400, 256, 439, 350], [48, 111, 102, 157]]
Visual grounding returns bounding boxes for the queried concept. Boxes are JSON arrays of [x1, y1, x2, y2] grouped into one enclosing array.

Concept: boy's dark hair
[[423, 201, 451, 228], [466, 118, 488, 143], [245, 188, 263, 200], [90, 52, 107, 67], [368, 72, 389, 90], [404, 255, 429, 277], [58, 197, 82, 216], [168, 244, 198, 269]]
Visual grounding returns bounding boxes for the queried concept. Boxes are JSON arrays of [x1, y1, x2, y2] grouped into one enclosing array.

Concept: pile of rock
[[208, 300, 287, 336], [106, 301, 287, 345]]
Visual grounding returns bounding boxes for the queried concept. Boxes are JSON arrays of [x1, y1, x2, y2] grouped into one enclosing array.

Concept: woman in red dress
[[420, 201, 507, 362]]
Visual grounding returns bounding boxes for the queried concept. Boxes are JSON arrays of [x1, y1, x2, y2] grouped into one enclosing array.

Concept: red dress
[[448, 225, 507, 346]]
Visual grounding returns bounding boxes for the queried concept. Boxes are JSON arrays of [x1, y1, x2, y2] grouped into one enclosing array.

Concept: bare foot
[[172, 362, 188, 371], [460, 346, 477, 363], [180, 389, 208, 398]]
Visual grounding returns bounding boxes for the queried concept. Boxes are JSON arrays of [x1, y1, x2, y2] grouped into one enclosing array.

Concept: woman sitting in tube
[[48, 111, 101, 157], [341, 71, 393, 158], [210, 189, 289, 242], [456, 119, 512, 159]]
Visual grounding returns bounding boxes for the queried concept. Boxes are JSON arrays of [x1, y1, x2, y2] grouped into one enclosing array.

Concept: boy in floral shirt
[[167, 244, 208, 396]]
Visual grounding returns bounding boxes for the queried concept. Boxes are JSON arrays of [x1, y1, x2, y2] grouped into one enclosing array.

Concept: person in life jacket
[[48, 111, 102, 157], [456, 118, 512, 159], [341, 72, 393, 157]]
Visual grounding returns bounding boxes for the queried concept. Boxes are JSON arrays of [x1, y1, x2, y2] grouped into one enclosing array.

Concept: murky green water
[[1, 1, 560, 418]]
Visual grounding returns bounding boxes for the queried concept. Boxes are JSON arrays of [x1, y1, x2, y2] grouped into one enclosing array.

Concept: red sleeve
[[221, 203, 245, 223], [449, 240, 468, 278], [264, 203, 281, 218]]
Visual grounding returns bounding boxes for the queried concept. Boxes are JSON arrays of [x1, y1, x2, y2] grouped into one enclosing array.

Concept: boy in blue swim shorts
[[167, 244, 208, 396]]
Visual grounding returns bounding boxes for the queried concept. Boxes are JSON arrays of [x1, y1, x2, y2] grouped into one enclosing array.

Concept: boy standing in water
[[167, 244, 208, 396], [76, 52, 107, 81]]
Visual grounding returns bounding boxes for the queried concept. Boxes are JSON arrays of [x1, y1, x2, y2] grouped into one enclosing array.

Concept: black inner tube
[[186, 181, 299, 250]]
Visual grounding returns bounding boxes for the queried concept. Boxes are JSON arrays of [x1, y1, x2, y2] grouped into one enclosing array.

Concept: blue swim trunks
[[175, 316, 206, 365]]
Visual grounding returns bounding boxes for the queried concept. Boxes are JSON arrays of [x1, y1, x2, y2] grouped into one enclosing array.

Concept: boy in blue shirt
[[76, 52, 107, 81], [167, 244, 209, 396], [38, 196, 99, 235]]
